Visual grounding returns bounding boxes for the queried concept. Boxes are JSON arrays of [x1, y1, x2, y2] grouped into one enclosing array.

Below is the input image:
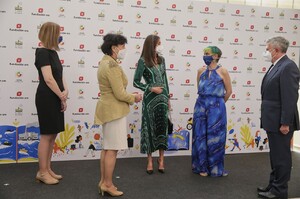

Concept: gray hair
[[266, 36, 289, 53]]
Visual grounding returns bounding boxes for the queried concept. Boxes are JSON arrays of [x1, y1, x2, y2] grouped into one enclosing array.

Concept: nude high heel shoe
[[99, 184, 123, 197], [98, 181, 117, 190], [48, 170, 63, 180], [36, 171, 59, 185]]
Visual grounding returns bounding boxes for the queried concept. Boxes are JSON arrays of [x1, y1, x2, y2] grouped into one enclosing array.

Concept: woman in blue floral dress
[[192, 46, 232, 177]]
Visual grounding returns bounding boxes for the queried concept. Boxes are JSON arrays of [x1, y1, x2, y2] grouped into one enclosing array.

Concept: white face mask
[[262, 50, 272, 62], [117, 48, 127, 60], [156, 45, 164, 55]]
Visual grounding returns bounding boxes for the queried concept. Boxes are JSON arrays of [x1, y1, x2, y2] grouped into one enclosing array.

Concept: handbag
[[168, 114, 173, 135]]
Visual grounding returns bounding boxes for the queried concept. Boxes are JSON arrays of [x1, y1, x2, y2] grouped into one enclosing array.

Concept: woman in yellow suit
[[94, 33, 142, 197]]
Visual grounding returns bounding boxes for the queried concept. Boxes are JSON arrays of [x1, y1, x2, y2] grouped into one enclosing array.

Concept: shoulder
[[138, 57, 146, 66], [218, 65, 229, 74], [100, 55, 119, 68], [36, 48, 50, 55], [197, 66, 206, 74], [159, 55, 165, 61]]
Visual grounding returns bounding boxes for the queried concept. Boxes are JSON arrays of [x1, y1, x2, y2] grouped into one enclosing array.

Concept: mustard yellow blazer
[[94, 55, 135, 125]]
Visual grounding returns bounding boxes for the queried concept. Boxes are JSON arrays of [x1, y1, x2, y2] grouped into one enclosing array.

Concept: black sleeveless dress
[[34, 48, 65, 134]]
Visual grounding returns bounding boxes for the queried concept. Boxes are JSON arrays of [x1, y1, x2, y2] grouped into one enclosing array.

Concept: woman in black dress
[[34, 22, 68, 185]]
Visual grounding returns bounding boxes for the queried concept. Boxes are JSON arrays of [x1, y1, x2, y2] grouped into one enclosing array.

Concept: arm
[[162, 57, 169, 95], [41, 66, 67, 101], [62, 77, 68, 100], [133, 58, 149, 91], [221, 68, 232, 102], [280, 62, 300, 132], [107, 66, 135, 104], [196, 67, 205, 89]]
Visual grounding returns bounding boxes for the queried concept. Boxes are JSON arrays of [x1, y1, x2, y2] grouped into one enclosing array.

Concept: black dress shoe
[[257, 185, 271, 192], [146, 170, 153, 175], [258, 191, 280, 199]]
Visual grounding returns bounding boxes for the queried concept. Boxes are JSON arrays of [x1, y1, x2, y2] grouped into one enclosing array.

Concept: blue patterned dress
[[192, 65, 227, 177]]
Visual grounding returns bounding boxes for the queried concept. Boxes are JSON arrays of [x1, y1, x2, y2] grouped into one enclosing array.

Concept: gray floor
[[0, 152, 300, 199]]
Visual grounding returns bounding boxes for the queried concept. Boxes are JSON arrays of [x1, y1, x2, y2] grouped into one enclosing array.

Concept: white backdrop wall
[[0, 0, 299, 163]]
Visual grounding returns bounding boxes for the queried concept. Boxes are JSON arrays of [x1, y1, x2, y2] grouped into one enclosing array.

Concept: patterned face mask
[[203, 55, 213, 65]]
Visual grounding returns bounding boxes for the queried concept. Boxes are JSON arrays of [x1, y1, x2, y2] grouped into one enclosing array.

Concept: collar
[[273, 54, 285, 66]]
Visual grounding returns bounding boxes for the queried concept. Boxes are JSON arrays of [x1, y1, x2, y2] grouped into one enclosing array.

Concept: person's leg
[[47, 134, 62, 179], [158, 149, 165, 173], [38, 134, 53, 173], [192, 98, 208, 175], [99, 150, 106, 187], [207, 97, 227, 177], [267, 131, 293, 199], [100, 150, 123, 196], [103, 150, 117, 188], [37, 134, 58, 184], [147, 153, 153, 173]]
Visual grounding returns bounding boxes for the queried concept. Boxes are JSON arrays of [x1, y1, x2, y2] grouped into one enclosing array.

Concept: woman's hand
[[59, 92, 68, 101], [61, 101, 67, 112], [134, 94, 143, 103], [62, 89, 69, 100], [150, 87, 163, 94]]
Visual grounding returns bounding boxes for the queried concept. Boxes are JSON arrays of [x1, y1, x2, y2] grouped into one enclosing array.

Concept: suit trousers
[[266, 130, 294, 199]]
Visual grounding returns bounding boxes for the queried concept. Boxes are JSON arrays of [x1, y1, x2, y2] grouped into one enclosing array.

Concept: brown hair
[[38, 22, 60, 51], [141, 34, 162, 67]]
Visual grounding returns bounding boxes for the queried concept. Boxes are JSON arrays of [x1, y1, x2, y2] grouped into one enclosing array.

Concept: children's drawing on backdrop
[[18, 122, 40, 162], [0, 120, 40, 163], [186, 117, 192, 130], [0, 125, 18, 163], [118, 119, 141, 157], [52, 122, 102, 159], [226, 117, 268, 152], [167, 122, 190, 151], [54, 123, 75, 156], [84, 141, 96, 157]]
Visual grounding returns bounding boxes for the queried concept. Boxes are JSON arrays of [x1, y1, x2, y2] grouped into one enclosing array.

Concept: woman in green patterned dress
[[133, 35, 170, 174]]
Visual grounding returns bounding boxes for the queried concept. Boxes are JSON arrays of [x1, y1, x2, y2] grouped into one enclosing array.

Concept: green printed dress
[[133, 57, 169, 154]]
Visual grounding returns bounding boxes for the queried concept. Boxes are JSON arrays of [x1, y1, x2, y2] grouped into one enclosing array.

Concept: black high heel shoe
[[157, 159, 165, 173], [146, 170, 153, 175]]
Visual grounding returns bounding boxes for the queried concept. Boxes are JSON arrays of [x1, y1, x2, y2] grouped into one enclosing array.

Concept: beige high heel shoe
[[98, 181, 117, 190], [99, 184, 123, 197], [48, 170, 63, 180], [36, 172, 59, 185]]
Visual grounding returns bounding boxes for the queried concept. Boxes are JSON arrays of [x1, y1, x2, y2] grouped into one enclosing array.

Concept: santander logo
[[38, 8, 43, 13]]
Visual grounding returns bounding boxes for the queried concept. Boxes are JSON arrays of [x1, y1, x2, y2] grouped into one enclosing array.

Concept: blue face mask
[[203, 55, 213, 65], [58, 36, 63, 43]]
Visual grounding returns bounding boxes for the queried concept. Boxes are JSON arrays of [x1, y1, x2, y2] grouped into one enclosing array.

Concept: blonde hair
[[38, 22, 60, 51]]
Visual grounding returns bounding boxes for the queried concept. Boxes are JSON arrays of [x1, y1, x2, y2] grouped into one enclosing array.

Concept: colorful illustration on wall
[[226, 117, 268, 153], [167, 125, 190, 150], [0, 125, 18, 163], [18, 122, 40, 162], [0, 121, 40, 163]]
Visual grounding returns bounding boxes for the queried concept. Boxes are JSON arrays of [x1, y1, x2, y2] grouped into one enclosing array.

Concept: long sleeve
[[162, 57, 169, 94], [280, 61, 300, 125], [133, 58, 149, 92], [107, 66, 135, 104]]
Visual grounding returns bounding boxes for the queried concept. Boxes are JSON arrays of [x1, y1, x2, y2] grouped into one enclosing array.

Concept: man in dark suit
[[258, 36, 300, 199]]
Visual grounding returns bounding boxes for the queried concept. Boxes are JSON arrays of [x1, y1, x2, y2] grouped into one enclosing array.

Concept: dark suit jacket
[[261, 55, 300, 132]]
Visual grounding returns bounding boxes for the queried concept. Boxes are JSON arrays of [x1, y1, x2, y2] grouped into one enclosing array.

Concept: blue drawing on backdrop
[[18, 123, 40, 161], [167, 130, 190, 150], [0, 125, 17, 162], [0, 123, 40, 162]]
